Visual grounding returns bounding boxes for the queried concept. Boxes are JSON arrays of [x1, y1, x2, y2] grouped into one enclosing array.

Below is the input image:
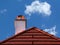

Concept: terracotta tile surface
[[0, 27, 60, 45]]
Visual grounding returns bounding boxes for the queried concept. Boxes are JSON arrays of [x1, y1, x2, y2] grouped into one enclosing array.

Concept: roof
[[0, 27, 60, 45]]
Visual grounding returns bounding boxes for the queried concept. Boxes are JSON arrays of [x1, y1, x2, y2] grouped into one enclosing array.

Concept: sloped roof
[[0, 27, 60, 45]]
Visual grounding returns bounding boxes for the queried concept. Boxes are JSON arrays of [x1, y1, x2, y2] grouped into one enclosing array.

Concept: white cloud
[[0, 9, 7, 14], [24, 0, 51, 16], [44, 25, 57, 36]]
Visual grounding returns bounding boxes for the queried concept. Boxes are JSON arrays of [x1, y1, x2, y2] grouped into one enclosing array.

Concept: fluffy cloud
[[44, 25, 57, 36], [0, 9, 7, 14], [24, 0, 51, 16]]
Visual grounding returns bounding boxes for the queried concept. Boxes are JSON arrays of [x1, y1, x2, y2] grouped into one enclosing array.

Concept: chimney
[[14, 15, 26, 35]]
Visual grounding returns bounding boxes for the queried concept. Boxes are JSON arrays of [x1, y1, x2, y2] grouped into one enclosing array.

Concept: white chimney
[[14, 15, 26, 35]]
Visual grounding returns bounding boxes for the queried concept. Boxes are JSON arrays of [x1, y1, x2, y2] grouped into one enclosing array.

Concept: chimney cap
[[18, 15, 23, 17], [15, 15, 26, 21]]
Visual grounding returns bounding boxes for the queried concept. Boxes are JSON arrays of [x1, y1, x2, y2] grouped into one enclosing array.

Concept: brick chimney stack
[[14, 15, 26, 35]]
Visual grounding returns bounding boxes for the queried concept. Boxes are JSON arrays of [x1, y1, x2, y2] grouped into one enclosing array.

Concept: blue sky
[[0, 0, 60, 41]]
